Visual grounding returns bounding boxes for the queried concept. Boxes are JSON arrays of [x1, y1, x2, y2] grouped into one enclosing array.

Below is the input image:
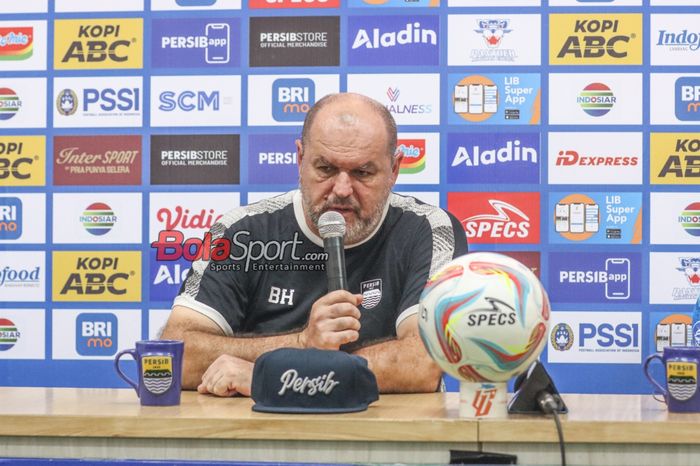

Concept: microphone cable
[[537, 391, 566, 466]]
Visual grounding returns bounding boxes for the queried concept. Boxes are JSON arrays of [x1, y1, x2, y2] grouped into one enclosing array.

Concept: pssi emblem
[[142, 355, 173, 395], [361, 279, 382, 309]]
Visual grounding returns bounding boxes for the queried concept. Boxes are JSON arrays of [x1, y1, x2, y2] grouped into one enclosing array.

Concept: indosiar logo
[[0, 197, 22, 240], [54, 18, 143, 70], [272, 78, 315, 122], [0, 136, 45, 187], [76, 312, 118, 356], [675, 77, 700, 121], [651, 133, 700, 184], [52, 251, 141, 302], [550, 14, 642, 65]]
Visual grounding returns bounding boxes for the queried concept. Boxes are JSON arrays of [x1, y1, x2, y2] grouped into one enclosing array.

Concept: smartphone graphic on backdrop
[[468, 84, 483, 114], [585, 203, 599, 232], [605, 257, 630, 300], [206, 23, 230, 64], [484, 85, 498, 113], [454, 85, 469, 113], [569, 203, 584, 233], [555, 203, 569, 232], [655, 323, 669, 352], [671, 323, 687, 347]]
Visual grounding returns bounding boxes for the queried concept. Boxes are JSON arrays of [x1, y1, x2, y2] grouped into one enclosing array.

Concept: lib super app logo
[[76, 312, 118, 356], [54, 19, 143, 70], [549, 14, 642, 65], [447, 192, 540, 244]]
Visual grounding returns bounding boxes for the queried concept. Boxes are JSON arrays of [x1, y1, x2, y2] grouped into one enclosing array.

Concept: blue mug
[[644, 346, 700, 413], [114, 340, 184, 406]]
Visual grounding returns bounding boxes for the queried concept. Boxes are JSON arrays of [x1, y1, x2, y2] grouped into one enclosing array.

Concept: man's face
[[297, 105, 400, 245]]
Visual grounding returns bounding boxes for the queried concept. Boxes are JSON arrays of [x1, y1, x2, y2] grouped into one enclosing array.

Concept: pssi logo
[[580, 322, 639, 348], [552, 14, 641, 64], [76, 312, 118, 356], [578, 83, 615, 117], [272, 78, 314, 122], [397, 138, 426, 174], [53, 251, 141, 302], [0, 197, 22, 240], [158, 90, 219, 112], [55, 19, 143, 69], [675, 77, 700, 121], [550, 323, 574, 351], [0, 27, 34, 60], [56, 89, 78, 116], [0, 88, 21, 121], [0, 318, 20, 351]]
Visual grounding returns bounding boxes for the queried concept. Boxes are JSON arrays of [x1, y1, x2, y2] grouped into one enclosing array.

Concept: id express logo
[[0, 136, 44, 186], [348, 15, 438, 66], [447, 192, 540, 244], [651, 133, 700, 184], [676, 77, 700, 121], [54, 19, 143, 70], [272, 78, 314, 122], [0, 27, 33, 60], [447, 132, 539, 184], [52, 251, 141, 302], [0, 197, 21, 240], [76, 312, 117, 356], [549, 14, 642, 65]]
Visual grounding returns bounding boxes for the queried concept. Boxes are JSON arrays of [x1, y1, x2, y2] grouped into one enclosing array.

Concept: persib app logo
[[0, 197, 21, 240], [152, 18, 240, 68], [272, 78, 314, 122], [676, 77, 700, 121], [76, 312, 118, 356]]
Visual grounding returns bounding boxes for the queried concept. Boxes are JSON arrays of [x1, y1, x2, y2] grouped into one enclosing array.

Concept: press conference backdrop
[[0, 0, 698, 394]]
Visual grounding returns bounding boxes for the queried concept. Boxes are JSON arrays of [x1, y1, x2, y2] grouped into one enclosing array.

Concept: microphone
[[318, 211, 347, 292]]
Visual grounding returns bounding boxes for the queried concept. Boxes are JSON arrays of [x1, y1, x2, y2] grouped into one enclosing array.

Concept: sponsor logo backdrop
[[0, 0, 697, 394]]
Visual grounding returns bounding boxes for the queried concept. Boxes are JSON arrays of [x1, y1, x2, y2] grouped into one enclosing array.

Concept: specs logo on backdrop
[[80, 202, 116, 236], [250, 16, 339, 67], [0, 136, 44, 186], [0, 318, 19, 351], [272, 78, 314, 122], [578, 83, 615, 116], [397, 138, 426, 174], [53, 251, 141, 302], [550, 253, 639, 302], [679, 203, 700, 237], [675, 77, 700, 121], [0, 27, 33, 60], [447, 132, 539, 184], [0, 88, 21, 120], [151, 134, 240, 185], [53, 135, 141, 186], [550, 14, 642, 64], [76, 312, 117, 356], [448, 192, 540, 244], [652, 134, 700, 182], [152, 18, 241, 68], [0, 197, 21, 240], [54, 19, 143, 69], [348, 15, 438, 66]]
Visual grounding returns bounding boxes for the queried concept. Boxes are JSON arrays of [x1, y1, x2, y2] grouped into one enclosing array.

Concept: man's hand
[[198, 354, 254, 397], [299, 290, 362, 350]]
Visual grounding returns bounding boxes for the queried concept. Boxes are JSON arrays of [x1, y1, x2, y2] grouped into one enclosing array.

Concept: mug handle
[[643, 353, 668, 398], [114, 348, 139, 394]]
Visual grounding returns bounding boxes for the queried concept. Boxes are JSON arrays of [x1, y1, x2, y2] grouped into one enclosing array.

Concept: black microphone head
[[318, 211, 346, 239]]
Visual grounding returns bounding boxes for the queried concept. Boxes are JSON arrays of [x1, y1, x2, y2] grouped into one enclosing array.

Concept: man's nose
[[332, 171, 353, 198]]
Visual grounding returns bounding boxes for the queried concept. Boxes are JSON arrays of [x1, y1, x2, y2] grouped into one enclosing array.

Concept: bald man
[[161, 93, 468, 396]]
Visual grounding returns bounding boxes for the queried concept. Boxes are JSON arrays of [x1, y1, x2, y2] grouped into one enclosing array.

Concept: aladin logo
[[278, 369, 340, 396]]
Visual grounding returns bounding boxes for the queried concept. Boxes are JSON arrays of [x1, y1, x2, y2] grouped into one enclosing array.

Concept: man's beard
[[301, 184, 391, 245]]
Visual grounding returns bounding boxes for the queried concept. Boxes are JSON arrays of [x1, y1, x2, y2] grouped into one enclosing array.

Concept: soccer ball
[[418, 252, 550, 383]]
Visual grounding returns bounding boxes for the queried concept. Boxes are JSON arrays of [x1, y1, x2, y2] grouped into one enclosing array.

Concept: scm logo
[[272, 78, 315, 122], [550, 14, 642, 65], [52, 251, 141, 302], [0, 136, 44, 186], [54, 19, 143, 70], [76, 313, 118, 356]]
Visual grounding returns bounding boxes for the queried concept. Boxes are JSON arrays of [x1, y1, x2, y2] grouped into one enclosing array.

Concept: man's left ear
[[391, 149, 403, 179]]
